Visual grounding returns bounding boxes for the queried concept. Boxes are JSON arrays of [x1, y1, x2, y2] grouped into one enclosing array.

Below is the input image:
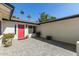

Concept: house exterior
[[1, 3, 79, 45], [37, 14, 79, 44], [0, 3, 37, 40]]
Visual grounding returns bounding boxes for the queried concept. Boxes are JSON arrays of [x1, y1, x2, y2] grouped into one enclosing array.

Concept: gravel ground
[[0, 38, 77, 56]]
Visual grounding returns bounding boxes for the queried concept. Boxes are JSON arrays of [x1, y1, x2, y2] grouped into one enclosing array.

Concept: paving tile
[[0, 38, 76, 56]]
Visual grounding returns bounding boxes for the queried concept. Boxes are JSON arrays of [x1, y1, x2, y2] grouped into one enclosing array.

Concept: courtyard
[[0, 37, 77, 56]]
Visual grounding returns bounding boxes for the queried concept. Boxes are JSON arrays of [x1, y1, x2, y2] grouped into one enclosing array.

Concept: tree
[[20, 10, 25, 19], [27, 15, 31, 20], [39, 12, 48, 22], [20, 10, 24, 15], [50, 16, 56, 21], [39, 12, 56, 22]]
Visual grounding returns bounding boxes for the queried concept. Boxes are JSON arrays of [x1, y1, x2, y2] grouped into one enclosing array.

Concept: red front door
[[18, 24, 24, 40]]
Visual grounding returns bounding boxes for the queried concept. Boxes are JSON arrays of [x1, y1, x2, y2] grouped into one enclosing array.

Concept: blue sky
[[11, 3, 79, 22]]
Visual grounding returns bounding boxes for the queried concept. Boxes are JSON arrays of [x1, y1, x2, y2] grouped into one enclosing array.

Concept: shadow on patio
[[32, 37, 76, 52]]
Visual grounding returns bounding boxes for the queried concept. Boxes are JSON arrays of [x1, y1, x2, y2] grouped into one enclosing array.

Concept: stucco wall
[[37, 17, 79, 44]]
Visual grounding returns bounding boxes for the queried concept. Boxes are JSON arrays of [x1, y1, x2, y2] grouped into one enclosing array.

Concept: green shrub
[[2, 33, 14, 47], [2, 33, 14, 39]]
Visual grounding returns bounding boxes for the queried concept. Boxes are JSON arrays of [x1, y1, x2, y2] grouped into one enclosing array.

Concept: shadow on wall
[[2, 27, 15, 34], [33, 37, 76, 52]]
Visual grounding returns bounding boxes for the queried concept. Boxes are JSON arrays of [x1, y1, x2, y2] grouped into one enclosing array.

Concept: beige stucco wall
[[37, 17, 79, 44]]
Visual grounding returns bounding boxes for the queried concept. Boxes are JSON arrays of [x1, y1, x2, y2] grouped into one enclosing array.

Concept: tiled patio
[[0, 37, 77, 56]]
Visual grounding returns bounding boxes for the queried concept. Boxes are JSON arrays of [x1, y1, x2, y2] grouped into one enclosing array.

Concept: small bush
[[2, 33, 15, 47], [46, 36, 52, 40], [2, 33, 14, 39]]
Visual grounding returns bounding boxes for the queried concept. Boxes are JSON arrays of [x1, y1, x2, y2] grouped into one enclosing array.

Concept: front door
[[18, 24, 24, 40]]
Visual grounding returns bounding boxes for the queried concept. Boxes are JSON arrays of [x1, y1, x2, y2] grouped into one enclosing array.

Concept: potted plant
[[2, 33, 14, 47], [36, 32, 41, 37], [46, 36, 52, 40]]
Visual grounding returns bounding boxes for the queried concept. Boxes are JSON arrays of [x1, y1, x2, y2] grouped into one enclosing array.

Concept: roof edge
[[2, 14, 79, 25], [38, 14, 79, 25], [2, 18, 38, 25]]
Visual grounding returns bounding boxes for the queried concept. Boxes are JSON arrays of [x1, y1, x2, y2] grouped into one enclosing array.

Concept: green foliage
[[50, 16, 56, 21], [2, 33, 14, 39], [27, 15, 31, 18], [27, 15, 31, 20], [39, 12, 48, 22], [39, 12, 56, 22], [12, 16, 16, 18], [20, 10, 24, 15], [2, 33, 14, 47]]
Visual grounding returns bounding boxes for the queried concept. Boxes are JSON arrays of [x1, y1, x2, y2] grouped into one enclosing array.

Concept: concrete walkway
[[0, 38, 77, 56]]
